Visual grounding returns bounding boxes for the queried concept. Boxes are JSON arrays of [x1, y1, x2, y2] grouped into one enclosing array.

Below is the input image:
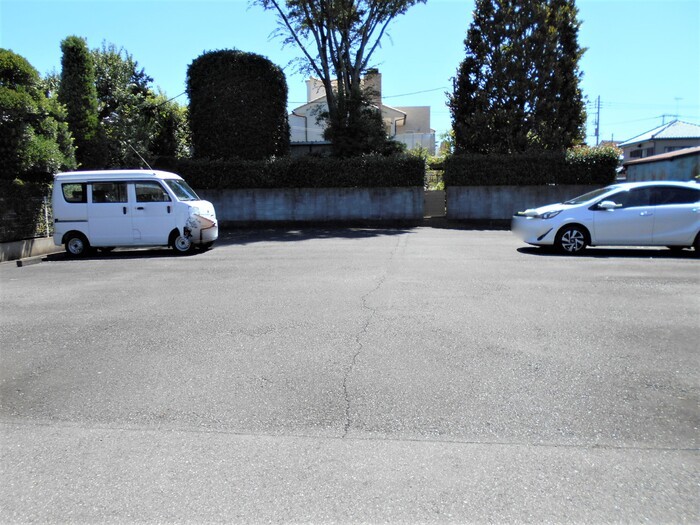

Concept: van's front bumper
[[187, 215, 218, 244], [197, 222, 218, 244], [511, 215, 557, 246]]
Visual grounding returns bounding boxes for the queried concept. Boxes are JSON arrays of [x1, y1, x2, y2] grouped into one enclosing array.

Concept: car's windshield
[[563, 186, 617, 205], [165, 179, 200, 201]]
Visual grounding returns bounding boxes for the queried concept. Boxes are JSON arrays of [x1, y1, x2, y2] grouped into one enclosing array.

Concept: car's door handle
[[136, 206, 144, 210], [123, 206, 127, 215]]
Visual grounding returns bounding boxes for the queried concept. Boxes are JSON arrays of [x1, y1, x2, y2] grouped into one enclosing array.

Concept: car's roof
[[55, 169, 182, 181], [605, 180, 699, 191]]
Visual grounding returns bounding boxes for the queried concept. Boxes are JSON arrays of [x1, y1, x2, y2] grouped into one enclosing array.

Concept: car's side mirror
[[598, 200, 622, 210]]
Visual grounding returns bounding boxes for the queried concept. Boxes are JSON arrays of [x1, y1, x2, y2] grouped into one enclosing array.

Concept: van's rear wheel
[[65, 233, 90, 257], [172, 232, 194, 254]]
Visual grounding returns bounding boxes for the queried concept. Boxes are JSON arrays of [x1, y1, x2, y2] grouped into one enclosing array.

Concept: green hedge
[[444, 147, 620, 186], [154, 155, 425, 189], [0, 180, 52, 242], [187, 50, 289, 160]]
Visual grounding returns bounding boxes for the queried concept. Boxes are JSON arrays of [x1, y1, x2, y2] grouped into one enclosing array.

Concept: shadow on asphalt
[[44, 247, 194, 261], [42, 227, 415, 261], [518, 246, 699, 259], [218, 227, 414, 246]]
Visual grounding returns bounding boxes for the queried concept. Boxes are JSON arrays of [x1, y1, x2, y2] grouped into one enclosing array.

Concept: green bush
[[0, 48, 76, 182], [155, 155, 424, 189], [187, 50, 289, 160], [444, 147, 620, 186], [0, 179, 52, 242]]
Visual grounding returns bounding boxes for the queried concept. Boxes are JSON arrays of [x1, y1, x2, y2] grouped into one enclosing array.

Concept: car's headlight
[[516, 209, 562, 219], [189, 207, 201, 216], [539, 210, 562, 220]]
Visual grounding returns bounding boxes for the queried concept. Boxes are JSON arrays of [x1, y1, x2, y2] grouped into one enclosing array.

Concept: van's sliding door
[[88, 182, 133, 245]]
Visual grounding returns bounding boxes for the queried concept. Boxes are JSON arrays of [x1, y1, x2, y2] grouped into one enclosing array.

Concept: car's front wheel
[[171, 231, 194, 255], [556, 225, 588, 254]]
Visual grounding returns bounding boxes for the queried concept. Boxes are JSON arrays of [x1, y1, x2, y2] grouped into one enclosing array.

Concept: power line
[[289, 85, 449, 105], [382, 87, 449, 99]]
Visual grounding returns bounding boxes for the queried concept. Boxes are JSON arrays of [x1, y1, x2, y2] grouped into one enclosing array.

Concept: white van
[[52, 170, 218, 256]]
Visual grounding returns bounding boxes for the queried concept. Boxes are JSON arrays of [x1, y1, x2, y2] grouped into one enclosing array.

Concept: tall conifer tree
[[450, 0, 586, 154], [58, 36, 107, 168]]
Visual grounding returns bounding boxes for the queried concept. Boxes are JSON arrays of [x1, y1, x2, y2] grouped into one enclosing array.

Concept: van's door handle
[[639, 211, 653, 217], [123, 206, 127, 215], [136, 206, 144, 210], [167, 206, 171, 214]]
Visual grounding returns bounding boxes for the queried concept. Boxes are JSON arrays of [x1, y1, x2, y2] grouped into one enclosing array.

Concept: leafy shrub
[[0, 179, 51, 242], [187, 50, 289, 160], [444, 147, 620, 186], [155, 155, 424, 189], [0, 49, 76, 182]]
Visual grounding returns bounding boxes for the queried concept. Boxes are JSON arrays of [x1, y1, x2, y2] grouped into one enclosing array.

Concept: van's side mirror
[[598, 200, 621, 210]]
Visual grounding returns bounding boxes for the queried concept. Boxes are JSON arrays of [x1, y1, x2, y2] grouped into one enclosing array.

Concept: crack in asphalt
[[342, 236, 404, 438]]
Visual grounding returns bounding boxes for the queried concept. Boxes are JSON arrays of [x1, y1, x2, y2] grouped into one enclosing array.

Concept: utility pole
[[594, 95, 600, 146]]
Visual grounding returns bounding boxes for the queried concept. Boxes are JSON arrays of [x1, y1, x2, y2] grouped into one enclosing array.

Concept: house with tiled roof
[[618, 120, 700, 162], [623, 145, 700, 182]]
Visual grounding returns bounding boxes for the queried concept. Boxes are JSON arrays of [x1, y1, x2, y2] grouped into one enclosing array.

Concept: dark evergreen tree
[[531, 0, 587, 150], [187, 50, 289, 160], [449, 0, 586, 154], [58, 36, 107, 168]]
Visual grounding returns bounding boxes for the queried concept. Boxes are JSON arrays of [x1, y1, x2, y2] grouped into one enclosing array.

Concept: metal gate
[[423, 190, 446, 218]]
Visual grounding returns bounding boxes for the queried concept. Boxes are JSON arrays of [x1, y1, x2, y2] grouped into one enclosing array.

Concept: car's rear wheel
[[556, 225, 588, 254]]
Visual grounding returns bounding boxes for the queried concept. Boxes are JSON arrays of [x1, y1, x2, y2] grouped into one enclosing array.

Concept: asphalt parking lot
[[1, 227, 698, 523]]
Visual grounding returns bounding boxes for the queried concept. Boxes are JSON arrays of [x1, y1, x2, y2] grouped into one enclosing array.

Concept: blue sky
[[1, 0, 698, 147]]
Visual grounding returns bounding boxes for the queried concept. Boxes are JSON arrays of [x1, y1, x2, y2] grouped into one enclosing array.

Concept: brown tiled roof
[[623, 145, 700, 166]]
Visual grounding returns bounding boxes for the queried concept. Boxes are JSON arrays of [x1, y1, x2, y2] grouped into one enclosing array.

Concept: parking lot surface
[[1, 228, 698, 523]]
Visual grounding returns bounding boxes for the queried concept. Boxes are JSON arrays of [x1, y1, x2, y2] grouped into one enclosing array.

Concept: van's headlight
[[189, 207, 201, 216]]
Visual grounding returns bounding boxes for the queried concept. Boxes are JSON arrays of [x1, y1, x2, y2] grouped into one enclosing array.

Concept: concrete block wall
[[198, 187, 424, 223], [446, 185, 599, 220]]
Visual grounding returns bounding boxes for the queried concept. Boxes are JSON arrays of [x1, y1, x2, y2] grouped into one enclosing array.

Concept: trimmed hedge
[[444, 147, 620, 186], [0, 180, 51, 242], [154, 155, 425, 189], [187, 50, 289, 160]]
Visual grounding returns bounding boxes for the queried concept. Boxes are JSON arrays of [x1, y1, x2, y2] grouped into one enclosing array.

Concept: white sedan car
[[512, 181, 700, 254]]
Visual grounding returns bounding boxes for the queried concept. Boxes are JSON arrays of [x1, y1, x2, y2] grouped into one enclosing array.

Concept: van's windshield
[[165, 179, 200, 201]]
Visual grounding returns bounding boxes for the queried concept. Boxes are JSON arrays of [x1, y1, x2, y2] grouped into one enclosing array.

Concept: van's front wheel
[[65, 232, 90, 257], [171, 231, 194, 255]]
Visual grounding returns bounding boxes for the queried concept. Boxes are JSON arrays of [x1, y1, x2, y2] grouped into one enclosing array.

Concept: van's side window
[[135, 182, 171, 203], [92, 182, 128, 203], [62, 183, 87, 203]]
